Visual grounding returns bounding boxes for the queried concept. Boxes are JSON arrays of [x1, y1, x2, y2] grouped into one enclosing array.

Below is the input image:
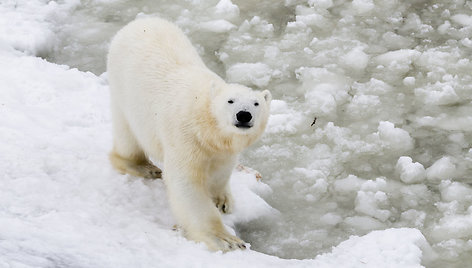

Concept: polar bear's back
[[107, 18, 208, 104], [108, 17, 205, 72], [108, 18, 210, 118]]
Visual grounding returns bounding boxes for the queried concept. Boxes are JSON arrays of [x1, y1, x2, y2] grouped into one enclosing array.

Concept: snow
[[2, 0, 472, 267]]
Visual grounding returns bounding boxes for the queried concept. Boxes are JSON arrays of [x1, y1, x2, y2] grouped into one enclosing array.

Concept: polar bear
[[107, 17, 271, 252]]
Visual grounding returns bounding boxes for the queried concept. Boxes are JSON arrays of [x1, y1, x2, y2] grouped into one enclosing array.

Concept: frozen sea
[[1, 0, 472, 267]]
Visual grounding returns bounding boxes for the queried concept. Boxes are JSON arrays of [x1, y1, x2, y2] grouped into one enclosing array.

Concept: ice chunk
[[415, 114, 472, 132], [400, 209, 426, 228], [334, 175, 366, 194], [266, 100, 304, 134], [439, 180, 472, 203], [226, 62, 272, 87], [355, 191, 391, 222], [414, 84, 460, 106], [319, 213, 343, 226], [382, 32, 414, 50], [374, 49, 420, 68], [461, 37, 472, 48], [416, 49, 454, 68], [308, 0, 333, 9], [239, 16, 275, 37], [214, 0, 239, 20], [225, 170, 278, 224], [451, 14, 472, 27], [297, 68, 350, 120], [263, 46, 280, 60], [304, 83, 338, 116], [198, 19, 236, 33], [296, 13, 327, 28], [438, 20, 451, 34], [345, 94, 381, 118], [426, 156, 457, 182], [403, 76, 416, 86], [341, 47, 369, 71], [360, 177, 388, 192], [351, 0, 374, 15], [395, 156, 426, 184], [377, 121, 414, 153], [431, 212, 472, 241]]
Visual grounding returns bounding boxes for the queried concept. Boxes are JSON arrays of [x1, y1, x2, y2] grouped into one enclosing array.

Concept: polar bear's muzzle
[[235, 111, 253, 129]]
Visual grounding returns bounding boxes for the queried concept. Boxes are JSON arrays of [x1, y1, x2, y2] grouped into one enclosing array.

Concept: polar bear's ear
[[262, 90, 272, 103]]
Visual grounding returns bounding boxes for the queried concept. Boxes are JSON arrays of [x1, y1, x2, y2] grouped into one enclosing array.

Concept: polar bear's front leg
[[208, 157, 236, 214], [164, 160, 246, 252], [213, 186, 234, 214]]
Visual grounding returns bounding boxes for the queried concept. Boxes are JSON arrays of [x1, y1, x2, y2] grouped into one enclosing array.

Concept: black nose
[[236, 111, 252, 123]]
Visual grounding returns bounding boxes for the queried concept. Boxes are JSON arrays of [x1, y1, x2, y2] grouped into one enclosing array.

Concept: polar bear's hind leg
[[109, 110, 162, 179]]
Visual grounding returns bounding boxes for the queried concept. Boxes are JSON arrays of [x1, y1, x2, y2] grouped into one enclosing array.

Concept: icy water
[[46, 0, 472, 266]]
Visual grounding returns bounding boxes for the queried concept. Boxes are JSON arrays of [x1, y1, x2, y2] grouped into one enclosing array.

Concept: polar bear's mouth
[[235, 123, 253, 129]]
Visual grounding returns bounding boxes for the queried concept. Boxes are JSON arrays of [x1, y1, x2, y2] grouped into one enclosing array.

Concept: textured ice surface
[[2, 0, 472, 267]]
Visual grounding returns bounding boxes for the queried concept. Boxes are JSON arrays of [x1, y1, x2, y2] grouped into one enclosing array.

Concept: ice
[[265, 100, 304, 135], [214, 0, 239, 20], [351, 0, 374, 15], [319, 213, 342, 226], [451, 14, 472, 27], [376, 121, 414, 153], [395, 156, 426, 184], [226, 62, 273, 87], [355, 191, 391, 222], [198, 20, 236, 33], [341, 47, 369, 71], [2, 0, 472, 267], [308, 0, 333, 10], [334, 175, 366, 194], [426, 156, 457, 183], [344, 216, 385, 231], [439, 180, 472, 203]]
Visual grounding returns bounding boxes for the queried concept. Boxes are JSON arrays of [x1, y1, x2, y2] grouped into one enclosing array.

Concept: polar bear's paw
[[204, 231, 247, 252], [213, 192, 234, 214], [139, 162, 163, 179], [110, 152, 162, 179], [123, 160, 162, 179]]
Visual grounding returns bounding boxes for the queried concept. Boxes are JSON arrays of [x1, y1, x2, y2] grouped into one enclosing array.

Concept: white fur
[[107, 17, 271, 252]]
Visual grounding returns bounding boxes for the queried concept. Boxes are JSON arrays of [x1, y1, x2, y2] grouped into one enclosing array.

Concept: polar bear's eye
[[254, 102, 259, 106], [228, 100, 234, 104]]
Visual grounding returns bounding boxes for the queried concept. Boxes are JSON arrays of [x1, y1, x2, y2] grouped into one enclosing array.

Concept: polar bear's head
[[211, 83, 271, 136]]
